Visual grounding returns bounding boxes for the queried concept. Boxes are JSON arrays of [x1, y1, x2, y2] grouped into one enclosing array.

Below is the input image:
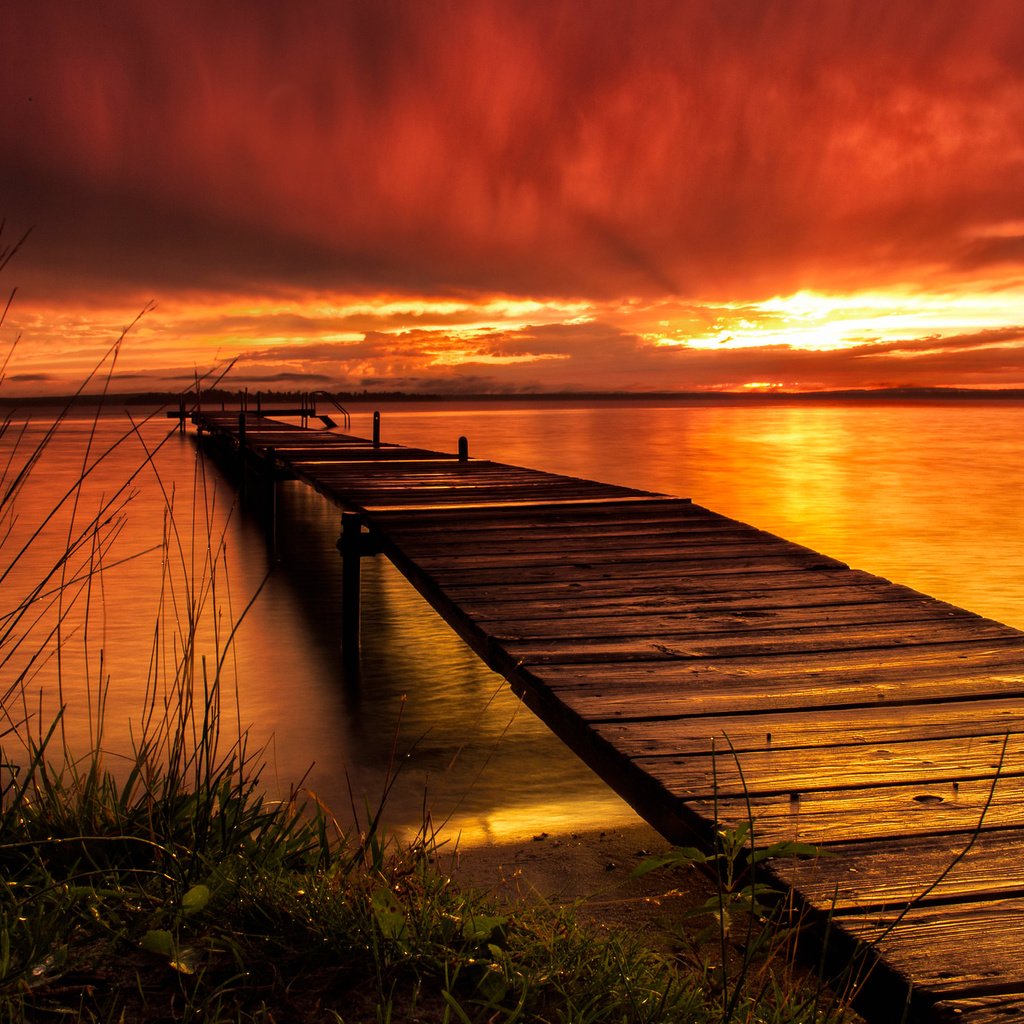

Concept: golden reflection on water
[[4, 401, 1024, 846], [367, 399, 1024, 630]]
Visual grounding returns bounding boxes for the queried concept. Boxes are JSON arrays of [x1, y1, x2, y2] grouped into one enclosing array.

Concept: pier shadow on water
[[231, 473, 642, 845]]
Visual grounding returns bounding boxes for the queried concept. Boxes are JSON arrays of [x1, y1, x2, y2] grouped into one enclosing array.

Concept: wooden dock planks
[[195, 411, 1024, 1024]]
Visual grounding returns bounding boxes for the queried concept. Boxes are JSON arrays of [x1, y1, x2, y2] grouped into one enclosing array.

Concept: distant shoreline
[[4, 385, 1024, 408]]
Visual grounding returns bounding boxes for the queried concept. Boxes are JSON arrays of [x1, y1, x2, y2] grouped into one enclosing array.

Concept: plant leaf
[[371, 888, 407, 940], [461, 913, 507, 943], [141, 929, 175, 958], [749, 841, 823, 864], [181, 884, 211, 916], [632, 847, 711, 877]]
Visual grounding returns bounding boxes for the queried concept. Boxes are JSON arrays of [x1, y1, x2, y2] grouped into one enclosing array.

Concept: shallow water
[[3, 398, 1023, 843]]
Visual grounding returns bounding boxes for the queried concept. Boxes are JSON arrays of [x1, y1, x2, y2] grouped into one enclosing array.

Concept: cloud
[[5, 1, 1024, 391], [6, 372, 56, 383], [7, 0, 1024, 305], [169, 313, 1024, 394], [856, 326, 1024, 357], [954, 235, 1024, 271]]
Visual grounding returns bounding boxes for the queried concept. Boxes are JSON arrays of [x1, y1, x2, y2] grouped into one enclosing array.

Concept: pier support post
[[458, 436, 468, 462], [237, 412, 248, 499], [373, 410, 381, 449], [339, 511, 363, 668], [265, 446, 278, 558]]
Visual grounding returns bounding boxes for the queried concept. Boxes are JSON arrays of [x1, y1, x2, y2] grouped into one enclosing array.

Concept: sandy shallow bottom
[[438, 822, 716, 939]]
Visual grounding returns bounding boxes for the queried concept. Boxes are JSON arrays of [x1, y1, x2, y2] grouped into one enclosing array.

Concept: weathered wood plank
[[593, 698, 1024, 757], [461, 584, 938, 622], [395, 529, 817, 560], [435, 568, 889, 602], [683, 775, 1024, 844], [423, 551, 847, 586], [377, 511, 778, 539], [517, 650, 1024, 718], [774, 828, 1024, 909], [380, 518, 751, 550], [836, 897, 1024, 998], [500, 619, 1018, 665], [633, 733, 1021, 800], [413, 540, 848, 574], [366, 494, 693, 526], [284, 446, 456, 460], [930, 993, 1024, 1023], [482, 599, 980, 638]]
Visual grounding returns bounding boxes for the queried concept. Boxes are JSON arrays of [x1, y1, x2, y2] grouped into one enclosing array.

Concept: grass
[[0, 754, 856, 1023], [0, 242, 857, 1021]]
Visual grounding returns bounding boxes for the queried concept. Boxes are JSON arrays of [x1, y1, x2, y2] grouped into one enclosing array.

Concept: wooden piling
[[339, 511, 363, 666], [265, 446, 277, 558], [237, 412, 247, 499], [373, 410, 381, 449]]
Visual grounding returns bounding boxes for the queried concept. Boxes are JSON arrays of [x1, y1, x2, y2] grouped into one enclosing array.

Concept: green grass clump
[[0, 742, 852, 1023]]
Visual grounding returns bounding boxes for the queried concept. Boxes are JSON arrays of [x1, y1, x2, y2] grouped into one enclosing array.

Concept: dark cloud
[[954, 235, 1024, 271], [857, 326, 1024, 357], [357, 374, 528, 395], [220, 371, 336, 385], [6, 372, 56, 383], [6, 0, 1024, 304]]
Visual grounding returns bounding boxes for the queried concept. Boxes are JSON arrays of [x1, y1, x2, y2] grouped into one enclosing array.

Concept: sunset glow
[[4, 1, 1024, 395]]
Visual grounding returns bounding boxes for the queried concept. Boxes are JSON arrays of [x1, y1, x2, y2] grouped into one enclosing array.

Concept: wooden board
[[593, 698, 1024, 757], [681, 775, 1024, 844], [836, 897, 1024, 997], [633, 734, 1022, 800], [929, 993, 1024, 1023], [774, 828, 1024, 908]]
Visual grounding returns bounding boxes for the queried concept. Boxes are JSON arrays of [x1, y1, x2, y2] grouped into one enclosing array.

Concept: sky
[[4, 0, 1024, 395]]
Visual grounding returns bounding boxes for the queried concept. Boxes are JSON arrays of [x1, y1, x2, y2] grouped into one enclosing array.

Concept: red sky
[[4, 0, 1024, 394]]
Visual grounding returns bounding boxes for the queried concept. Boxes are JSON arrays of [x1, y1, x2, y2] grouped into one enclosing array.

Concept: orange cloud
[[4, 1, 1024, 393]]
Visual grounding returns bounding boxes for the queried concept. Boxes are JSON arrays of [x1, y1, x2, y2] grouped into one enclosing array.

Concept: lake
[[3, 397, 1023, 843]]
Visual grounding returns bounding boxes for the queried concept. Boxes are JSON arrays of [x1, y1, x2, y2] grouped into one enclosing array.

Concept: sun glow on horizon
[[651, 286, 1024, 355], [8, 279, 1024, 397]]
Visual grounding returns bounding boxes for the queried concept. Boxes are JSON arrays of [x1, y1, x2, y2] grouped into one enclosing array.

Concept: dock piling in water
[[264, 446, 278, 558], [339, 511, 363, 667]]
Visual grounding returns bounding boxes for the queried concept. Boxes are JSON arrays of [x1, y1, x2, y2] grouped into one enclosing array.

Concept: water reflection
[[362, 399, 1024, 629], [4, 400, 1023, 846], [258, 478, 630, 841]]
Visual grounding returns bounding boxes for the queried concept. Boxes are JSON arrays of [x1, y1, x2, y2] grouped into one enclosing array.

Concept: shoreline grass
[[0, 738, 856, 1023]]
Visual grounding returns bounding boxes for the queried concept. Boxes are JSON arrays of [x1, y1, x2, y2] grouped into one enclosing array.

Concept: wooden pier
[[193, 409, 1024, 1024]]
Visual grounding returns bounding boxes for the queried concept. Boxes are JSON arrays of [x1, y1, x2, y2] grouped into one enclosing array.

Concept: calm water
[[3, 399, 1023, 843]]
